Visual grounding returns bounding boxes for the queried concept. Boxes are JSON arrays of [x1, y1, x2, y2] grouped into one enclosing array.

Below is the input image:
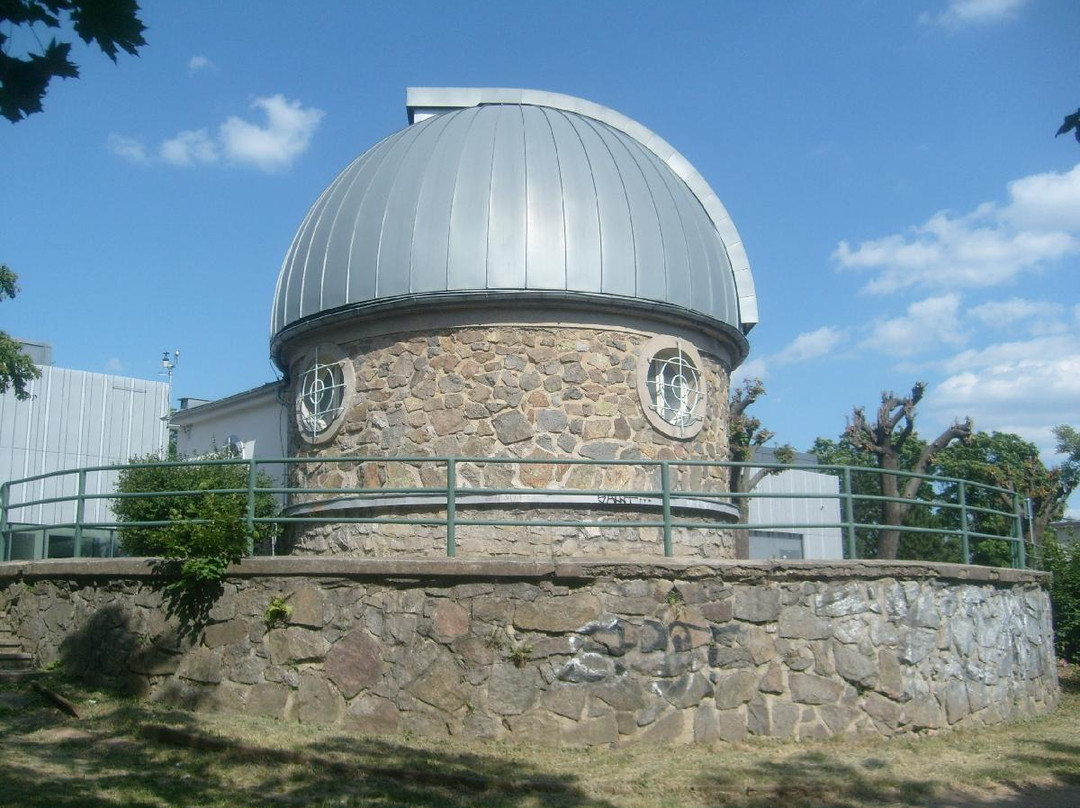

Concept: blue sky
[[2, 1, 1078, 509]]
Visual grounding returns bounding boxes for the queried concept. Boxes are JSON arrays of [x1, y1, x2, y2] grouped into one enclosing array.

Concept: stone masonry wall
[[0, 558, 1057, 745], [286, 325, 734, 558]]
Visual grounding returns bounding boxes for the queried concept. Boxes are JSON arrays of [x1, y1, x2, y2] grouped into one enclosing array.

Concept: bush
[[112, 452, 279, 574], [1042, 537, 1080, 662]]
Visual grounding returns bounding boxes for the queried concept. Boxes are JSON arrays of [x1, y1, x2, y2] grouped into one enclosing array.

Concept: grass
[[1, 667, 1079, 808]]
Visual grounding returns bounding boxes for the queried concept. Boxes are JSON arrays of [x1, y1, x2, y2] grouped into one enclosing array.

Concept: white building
[[0, 342, 170, 559]]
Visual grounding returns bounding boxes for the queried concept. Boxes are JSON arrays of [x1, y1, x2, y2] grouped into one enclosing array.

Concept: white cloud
[[925, 319, 1080, 456], [104, 357, 124, 373], [732, 357, 769, 386], [863, 294, 967, 357], [108, 95, 323, 173], [774, 326, 845, 363], [938, 333, 1077, 375], [834, 164, 1080, 295], [969, 297, 1067, 336], [107, 133, 149, 164], [160, 129, 219, 167], [218, 95, 324, 172], [922, 0, 1028, 27], [188, 55, 216, 75]]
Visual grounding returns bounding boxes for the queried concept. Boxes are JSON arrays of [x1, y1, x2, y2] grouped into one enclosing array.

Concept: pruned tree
[[0, 265, 40, 399], [0, 0, 147, 123], [729, 378, 794, 526], [1057, 108, 1080, 144], [844, 382, 972, 560]]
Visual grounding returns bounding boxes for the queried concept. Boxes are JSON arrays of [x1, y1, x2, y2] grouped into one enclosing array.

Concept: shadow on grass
[[697, 749, 937, 808], [0, 694, 618, 808]]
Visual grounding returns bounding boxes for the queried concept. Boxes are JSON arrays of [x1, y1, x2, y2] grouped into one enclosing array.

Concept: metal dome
[[271, 88, 757, 353]]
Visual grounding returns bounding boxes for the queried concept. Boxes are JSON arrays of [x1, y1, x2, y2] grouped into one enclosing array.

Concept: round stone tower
[[270, 88, 758, 559]]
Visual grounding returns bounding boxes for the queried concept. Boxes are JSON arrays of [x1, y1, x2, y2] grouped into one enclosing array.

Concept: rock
[[863, 692, 901, 726], [902, 694, 943, 730], [639, 620, 668, 653], [431, 600, 469, 641], [493, 411, 533, 444], [558, 653, 613, 683], [713, 670, 758, 709], [203, 619, 249, 649], [657, 672, 713, 709], [290, 587, 328, 628], [325, 628, 381, 699], [487, 664, 541, 715], [345, 694, 400, 734], [833, 642, 877, 688], [537, 409, 568, 432], [406, 655, 469, 713], [542, 684, 587, 720], [733, 588, 780, 623], [177, 647, 223, 684], [759, 662, 784, 695], [778, 607, 831, 640], [578, 441, 621, 460], [790, 673, 844, 705], [267, 627, 329, 665], [514, 593, 601, 632], [296, 670, 345, 725]]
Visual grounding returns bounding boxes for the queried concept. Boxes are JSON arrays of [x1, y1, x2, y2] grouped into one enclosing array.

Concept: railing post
[[446, 458, 457, 558], [1017, 494, 1029, 570], [246, 459, 258, 555], [842, 467, 857, 560], [73, 469, 86, 558], [0, 482, 9, 562], [958, 479, 969, 565], [661, 461, 673, 557]]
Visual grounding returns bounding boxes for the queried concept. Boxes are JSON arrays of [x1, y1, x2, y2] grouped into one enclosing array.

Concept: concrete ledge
[[0, 556, 1050, 586]]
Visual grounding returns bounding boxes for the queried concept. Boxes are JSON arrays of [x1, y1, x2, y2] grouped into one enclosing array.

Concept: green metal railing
[[0, 455, 1028, 567]]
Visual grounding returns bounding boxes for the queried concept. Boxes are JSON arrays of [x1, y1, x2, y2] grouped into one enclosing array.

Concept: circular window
[[294, 343, 353, 444], [636, 336, 707, 439]]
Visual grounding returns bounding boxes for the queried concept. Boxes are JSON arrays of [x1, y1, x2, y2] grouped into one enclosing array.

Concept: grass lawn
[[1, 667, 1078, 808]]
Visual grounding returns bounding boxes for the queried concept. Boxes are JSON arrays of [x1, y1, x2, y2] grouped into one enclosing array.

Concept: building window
[[636, 336, 708, 439], [295, 343, 352, 443], [647, 347, 702, 428]]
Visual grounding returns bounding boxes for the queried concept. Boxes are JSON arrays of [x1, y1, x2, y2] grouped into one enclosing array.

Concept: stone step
[[0, 652, 33, 669], [0, 637, 22, 648], [0, 669, 41, 684]]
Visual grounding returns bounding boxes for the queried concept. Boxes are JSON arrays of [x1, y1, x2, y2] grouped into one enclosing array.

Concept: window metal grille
[[299, 350, 346, 438], [647, 344, 702, 428]]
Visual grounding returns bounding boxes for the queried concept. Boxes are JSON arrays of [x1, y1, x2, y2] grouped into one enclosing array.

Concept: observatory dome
[[270, 89, 757, 364]]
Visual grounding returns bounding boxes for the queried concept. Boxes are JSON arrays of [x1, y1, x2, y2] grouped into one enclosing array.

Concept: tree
[[935, 428, 1078, 556], [844, 382, 973, 560], [811, 432, 960, 562], [113, 451, 279, 580], [0, 0, 146, 123], [728, 378, 794, 523], [0, 265, 40, 399]]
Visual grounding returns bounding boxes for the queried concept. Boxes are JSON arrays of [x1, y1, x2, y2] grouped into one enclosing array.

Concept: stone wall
[[0, 558, 1057, 745], [285, 324, 734, 557]]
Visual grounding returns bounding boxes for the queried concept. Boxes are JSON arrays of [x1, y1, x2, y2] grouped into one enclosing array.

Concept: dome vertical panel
[[657, 157, 730, 324], [344, 124, 428, 302], [627, 144, 695, 313], [276, 165, 350, 332], [445, 106, 499, 290], [592, 121, 669, 307], [318, 144, 396, 315], [408, 109, 470, 293], [486, 106, 528, 289], [562, 113, 635, 298], [546, 110, 602, 292], [300, 156, 371, 320], [522, 106, 567, 290], [375, 112, 457, 298]]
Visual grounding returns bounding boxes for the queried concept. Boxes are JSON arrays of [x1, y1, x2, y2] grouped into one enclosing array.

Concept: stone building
[[267, 88, 760, 559]]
